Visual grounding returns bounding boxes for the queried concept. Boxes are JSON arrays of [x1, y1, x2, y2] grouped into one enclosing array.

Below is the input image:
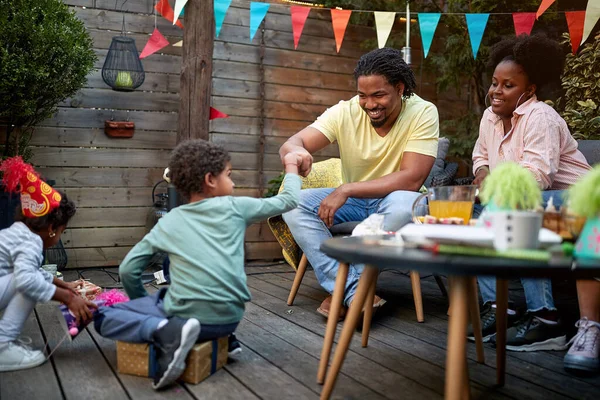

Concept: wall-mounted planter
[[105, 120, 135, 138]]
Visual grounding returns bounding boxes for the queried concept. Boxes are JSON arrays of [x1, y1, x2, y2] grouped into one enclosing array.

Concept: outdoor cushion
[[424, 137, 451, 188]]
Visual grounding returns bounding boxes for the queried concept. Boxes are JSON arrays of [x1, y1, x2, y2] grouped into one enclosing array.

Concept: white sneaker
[[0, 340, 47, 372]]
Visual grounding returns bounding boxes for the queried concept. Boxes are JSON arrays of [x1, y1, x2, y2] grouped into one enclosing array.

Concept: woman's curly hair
[[169, 139, 231, 197], [15, 191, 76, 232], [488, 34, 565, 91], [354, 48, 417, 98]]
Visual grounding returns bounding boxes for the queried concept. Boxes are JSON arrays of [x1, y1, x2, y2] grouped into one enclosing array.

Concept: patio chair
[[267, 157, 430, 322]]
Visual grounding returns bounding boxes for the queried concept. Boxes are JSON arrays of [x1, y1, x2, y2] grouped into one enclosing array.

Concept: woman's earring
[[515, 92, 527, 109], [485, 93, 491, 108], [49, 231, 56, 238]]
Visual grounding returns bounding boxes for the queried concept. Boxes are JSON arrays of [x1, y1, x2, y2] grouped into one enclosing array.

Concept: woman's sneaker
[[497, 314, 567, 352], [564, 318, 600, 374], [228, 334, 242, 357], [151, 317, 200, 390], [0, 340, 46, 372]]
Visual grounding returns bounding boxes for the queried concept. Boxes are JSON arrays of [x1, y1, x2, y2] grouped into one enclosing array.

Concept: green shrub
[[0, 0, 96, 160], [557, 33, 600, 141]]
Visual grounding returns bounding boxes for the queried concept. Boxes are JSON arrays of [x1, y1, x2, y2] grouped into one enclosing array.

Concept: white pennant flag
[[374, 12, 396, 49], [173, 0, 188, 25]]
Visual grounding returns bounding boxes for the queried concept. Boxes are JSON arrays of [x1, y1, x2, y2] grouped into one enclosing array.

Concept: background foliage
[[556, 33, 600, 141], [0, 0, 96, 161]]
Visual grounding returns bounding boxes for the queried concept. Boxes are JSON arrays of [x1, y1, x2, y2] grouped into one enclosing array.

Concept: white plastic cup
[[492, 211, 543, 251]]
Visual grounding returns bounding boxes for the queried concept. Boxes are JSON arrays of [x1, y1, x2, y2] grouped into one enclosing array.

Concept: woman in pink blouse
[[468, 34, 591, 356]]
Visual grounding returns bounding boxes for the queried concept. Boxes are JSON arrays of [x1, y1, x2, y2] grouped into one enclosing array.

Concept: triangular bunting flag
[[155, 0, 184, 29], [140, 28, 170, 59], [331, 9, 352, 53], [173, 0, 188, 26], [418, 13, 441, 58], [536, 0, 556, 20], [465, 14, 489, 59], [374, 12, 395, 49], [210, 107, 229, 120], [250, 2, 270, 41], [565, 11, 585, 54], [214, 0, 232, 37], [512, 13, 536, 36], [581, 0, 600, 46], [290, 6, 311, 49], [173, 40, 183, 47]]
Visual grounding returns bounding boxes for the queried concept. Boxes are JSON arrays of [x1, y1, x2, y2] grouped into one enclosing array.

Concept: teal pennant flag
[[465, 13, 489, 59], [418, 13, 441, 58], [214, 0, 232, 37], [250, 2, 270, 41]]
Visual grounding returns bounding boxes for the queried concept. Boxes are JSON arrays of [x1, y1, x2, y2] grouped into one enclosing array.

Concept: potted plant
[[0, 0, 96, 228], [479, 163, 543, 250], [557, 32, 600, 163], [567, 166, 600, 259]]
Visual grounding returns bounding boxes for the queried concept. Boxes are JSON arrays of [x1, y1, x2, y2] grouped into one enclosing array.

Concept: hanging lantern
[[102, 36, 145, 91]]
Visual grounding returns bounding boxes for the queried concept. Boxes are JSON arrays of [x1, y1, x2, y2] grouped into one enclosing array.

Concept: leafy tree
[[0, 0, 96, 160]]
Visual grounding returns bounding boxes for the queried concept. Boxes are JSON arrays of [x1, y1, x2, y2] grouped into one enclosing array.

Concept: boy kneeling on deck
[[94, 140, 301, 390]]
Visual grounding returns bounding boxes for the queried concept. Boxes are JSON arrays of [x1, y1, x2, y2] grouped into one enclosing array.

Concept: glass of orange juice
[[411, 185, 478, 224]]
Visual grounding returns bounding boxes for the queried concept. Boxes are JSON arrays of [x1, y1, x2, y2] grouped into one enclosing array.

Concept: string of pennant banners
[[139, 0, 600, 61]]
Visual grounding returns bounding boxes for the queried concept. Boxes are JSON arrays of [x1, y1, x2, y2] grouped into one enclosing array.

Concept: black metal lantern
[[102, 36, 145, 91]]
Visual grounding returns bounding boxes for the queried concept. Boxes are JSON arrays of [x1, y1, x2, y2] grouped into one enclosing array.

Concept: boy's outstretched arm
[[119, 235, 158, 299]]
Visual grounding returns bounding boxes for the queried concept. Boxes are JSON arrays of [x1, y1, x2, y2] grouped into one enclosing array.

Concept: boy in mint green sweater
[[94, 140, 301, 390]]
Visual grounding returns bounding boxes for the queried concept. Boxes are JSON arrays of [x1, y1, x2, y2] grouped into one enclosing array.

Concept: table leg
[[320, 266, 378, 400], [317, 262, 349, 384], [362, 274, 377, 347], [445, 276, 469, 400], [496, 278, 509, 386], [467, 277, 485, 364], [410, 271, 424, 322]]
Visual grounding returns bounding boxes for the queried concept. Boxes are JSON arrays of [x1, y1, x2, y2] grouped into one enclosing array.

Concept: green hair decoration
[[479, 162, 542, 210], [567, 165, 600, 218]]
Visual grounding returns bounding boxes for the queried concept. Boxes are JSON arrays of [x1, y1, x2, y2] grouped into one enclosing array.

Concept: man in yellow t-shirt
[[279, 48, 439, 318]]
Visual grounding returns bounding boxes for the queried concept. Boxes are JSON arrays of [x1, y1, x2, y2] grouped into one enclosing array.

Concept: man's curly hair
[[354, 48, 417, 98], [169, 139, 231, 197], [488, 34, 565, 92], [16, 191, 76, 232]]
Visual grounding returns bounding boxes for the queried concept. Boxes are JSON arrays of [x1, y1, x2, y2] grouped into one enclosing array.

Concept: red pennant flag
[[210, 107, 229, 120], [566, 11, 586, 54], [331, 9, 352, 53], [513, 13, 536, 36], [140, 28, 170, 59], [155, 0, 184, 29], [290, 6, 311, 50], [536, 0, 555, 20]]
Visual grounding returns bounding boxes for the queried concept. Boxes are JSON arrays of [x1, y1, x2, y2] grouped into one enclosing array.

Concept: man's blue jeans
[[282, 188, 421, 306], [476, 190, 564, 312]]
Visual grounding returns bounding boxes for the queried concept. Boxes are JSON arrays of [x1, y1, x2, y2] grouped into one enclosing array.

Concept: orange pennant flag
[[566, 11, 586, 54], [156, 0, 184, 29], [331, 9, 352, 53], [536, 0, 555, 20], [513, 13, 536, 36], [291, 6, 311, 50]]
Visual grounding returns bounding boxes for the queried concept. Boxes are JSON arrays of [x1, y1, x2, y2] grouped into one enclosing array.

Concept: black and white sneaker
[[228, 334, 242, 357], [467, 302, 518, 343], [494, 314, 567, 352], [151, 317, 200, 390]]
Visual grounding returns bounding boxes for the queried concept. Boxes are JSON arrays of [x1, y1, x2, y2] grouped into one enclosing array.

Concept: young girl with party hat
[[0, 157, 97, 371]]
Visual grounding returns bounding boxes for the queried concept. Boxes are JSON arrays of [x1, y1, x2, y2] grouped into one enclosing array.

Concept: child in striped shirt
[[0, 157, 96, 372]]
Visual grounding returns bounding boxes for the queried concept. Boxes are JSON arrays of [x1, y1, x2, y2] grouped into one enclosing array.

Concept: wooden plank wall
[[24, 0, 463, 268]]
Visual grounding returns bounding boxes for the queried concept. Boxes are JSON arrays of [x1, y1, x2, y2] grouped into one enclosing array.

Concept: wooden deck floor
[[2, 264, 599, 400]]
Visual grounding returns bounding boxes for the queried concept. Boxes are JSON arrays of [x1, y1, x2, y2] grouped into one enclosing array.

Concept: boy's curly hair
[[169, 139, 231, 197], [15, 191, 76, 232], [354, 48, 417, 98], [488, 34, 565, 92]]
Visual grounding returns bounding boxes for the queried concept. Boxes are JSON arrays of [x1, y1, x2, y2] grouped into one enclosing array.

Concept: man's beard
[[369, 114, 388, 128]]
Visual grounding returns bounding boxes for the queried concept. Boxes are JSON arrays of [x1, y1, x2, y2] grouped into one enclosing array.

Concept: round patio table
[[318, 234, 600, 400]]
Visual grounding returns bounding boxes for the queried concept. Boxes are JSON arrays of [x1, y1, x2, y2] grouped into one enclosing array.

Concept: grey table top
[[321, 235, 600, 279]]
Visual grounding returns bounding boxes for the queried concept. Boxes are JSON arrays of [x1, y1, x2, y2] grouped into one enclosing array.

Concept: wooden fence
[[22, 0, 466, 268]]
